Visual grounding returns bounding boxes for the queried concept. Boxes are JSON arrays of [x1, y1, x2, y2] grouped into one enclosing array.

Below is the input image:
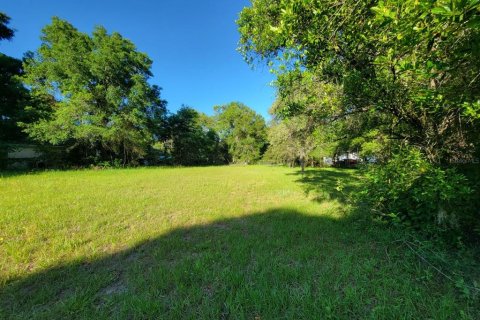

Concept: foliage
[[267, 74, 388, 166], [264, 115, 317, 169], [214, 102, 267, 163], [94, 158, 124, 169], [359, 148, 477, 239], [238, 0, 480, 237], [238, 0, 480, 163], [0, 54, 53, 143], [0, 54, 27, 142], [0, 12, 21, 163], [21, 17, 167, 165], [163, 106, 228, 165], [0, 12, 14, 41], [0, 12, 53, 168]]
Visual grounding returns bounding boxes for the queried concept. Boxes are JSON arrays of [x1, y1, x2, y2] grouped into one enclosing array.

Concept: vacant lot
[[0, 166, 478, 319]]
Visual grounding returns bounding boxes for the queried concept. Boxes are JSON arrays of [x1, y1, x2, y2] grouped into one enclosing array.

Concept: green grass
[[0, 166, 478, 319]]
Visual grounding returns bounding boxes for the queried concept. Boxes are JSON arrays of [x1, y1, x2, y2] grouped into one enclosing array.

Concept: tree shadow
[[0, 170, 43, 179], [1, 208, 476, 319], [289, 168, 362, 204]]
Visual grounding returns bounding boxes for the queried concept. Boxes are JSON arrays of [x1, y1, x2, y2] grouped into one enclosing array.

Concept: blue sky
[[1, 0, 275, 119]]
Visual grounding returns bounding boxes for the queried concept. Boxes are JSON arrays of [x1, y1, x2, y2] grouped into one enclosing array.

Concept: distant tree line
[[0, 14, 268, 167], [161, 102, 266, 166]]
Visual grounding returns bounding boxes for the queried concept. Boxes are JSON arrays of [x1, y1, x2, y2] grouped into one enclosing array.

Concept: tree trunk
[[123, 141, 127, 167]]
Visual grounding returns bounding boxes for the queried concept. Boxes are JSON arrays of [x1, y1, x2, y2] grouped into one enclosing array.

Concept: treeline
[[0, 15, 267, 167], [238, 0, 480, 241], [161, 103, 267, 166]]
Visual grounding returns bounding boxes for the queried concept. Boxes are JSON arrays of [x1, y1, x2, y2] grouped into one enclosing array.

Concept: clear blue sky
[[1, 0, 275, 119]]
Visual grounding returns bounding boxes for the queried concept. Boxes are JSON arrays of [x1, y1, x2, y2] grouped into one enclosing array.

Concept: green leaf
[[431, 7, 449, 15], [466, 16, 480, 29]]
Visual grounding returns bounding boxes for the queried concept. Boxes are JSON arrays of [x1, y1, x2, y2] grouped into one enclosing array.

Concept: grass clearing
[[0, 166, 478, 319]]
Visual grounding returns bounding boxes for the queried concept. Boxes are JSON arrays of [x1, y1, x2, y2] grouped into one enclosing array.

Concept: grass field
[[0, 166, 479, 319]]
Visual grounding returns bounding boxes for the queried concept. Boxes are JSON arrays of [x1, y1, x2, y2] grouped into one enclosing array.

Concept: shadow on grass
[[290, 168, 362, 204], [1, 208, 477, 319], [0, 170, 43, 179]]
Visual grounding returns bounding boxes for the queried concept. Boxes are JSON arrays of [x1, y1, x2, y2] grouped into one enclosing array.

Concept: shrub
[[93, 159, 124, 169], [359, 148, 477, 240]]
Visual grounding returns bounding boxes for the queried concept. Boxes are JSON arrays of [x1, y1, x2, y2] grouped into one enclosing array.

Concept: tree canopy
[[0, 12, 14, 42], [214, 102, 268, 164], [238, 0, 480, 163], [163, 106, 229, 166], [238, 0, 480, 238], [21, 17, 167, 164], [0, 11, 54, 162]]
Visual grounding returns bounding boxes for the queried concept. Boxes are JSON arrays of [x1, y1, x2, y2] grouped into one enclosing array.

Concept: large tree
[[238, 0, 480, 164], [164, 106, 228, 165], [22, 17, 167, 165], [214, 102, 267, 164], [0, 12, 53, 168], [265, 115, 317, 171], [0, 12, 23, 143], [0, 53, 54, 143], [0, 55, 27, 143], [0, 12, 18, 166], [238, 0, 480, 238]]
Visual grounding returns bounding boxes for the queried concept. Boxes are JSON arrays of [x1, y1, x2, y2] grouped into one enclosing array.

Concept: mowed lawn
[[0, 166, 478, 319]]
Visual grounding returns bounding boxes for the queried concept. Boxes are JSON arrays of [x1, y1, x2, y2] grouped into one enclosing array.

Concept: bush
[[359, 148, 477, 240], [93, 159, 124, 169]]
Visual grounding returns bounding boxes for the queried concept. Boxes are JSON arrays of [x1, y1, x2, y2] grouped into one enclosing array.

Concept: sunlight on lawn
[[0, 166, 478, 319]]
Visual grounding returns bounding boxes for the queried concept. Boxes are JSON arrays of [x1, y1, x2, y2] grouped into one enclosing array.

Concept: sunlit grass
[[0, 166, 478, 319]]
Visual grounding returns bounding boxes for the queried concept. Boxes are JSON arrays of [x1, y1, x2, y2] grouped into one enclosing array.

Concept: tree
[[0, 13, 22, 142], [214, 102, 267, 164], [0, 55, 52, 144], [238, 0, 480, 164], [21, 17, 167, 165], [0, 12, 18, 166], [265, 115, 317, 171], [0, 12, 53, 168], [0, 12, 14, 41], [0, 54, 28, 142], [164, 106, 228, 165], [238, 0, 480, 239]]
